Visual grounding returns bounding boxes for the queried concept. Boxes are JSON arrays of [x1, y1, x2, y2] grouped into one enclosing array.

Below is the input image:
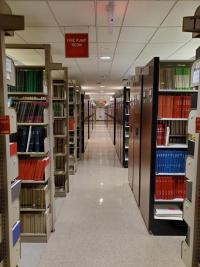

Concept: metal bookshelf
[[68, 81, 77, 175], [104, 99, 116, 145], [128, 59, 195, 235], [76, 84, 82, 160], [6, 44, 56, 243], [114, 87, 130, 168], [0, 3, 24, 266], [52, 67, 69, 197], [182, 54, 200, 267]]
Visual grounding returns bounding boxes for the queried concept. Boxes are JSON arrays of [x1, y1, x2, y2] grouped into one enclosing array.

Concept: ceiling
[[5, 0, 200, 94]]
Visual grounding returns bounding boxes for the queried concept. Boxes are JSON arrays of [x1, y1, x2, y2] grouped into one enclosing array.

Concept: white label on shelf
[[6, 57, 12, 73], [192, 69, 200, 84]]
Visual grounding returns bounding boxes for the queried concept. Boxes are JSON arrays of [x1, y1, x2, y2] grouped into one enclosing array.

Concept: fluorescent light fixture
[[100, 85, 105, 88], [100, 56, 111, 60]]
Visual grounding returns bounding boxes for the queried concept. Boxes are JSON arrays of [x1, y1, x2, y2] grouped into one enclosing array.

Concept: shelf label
[[196, 117, 200, 133], [65, 33, 89, 58], [0, 116, 10, 134]]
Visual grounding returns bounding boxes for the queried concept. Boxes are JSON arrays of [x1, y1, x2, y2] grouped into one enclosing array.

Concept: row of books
[[17, 126, 46, 152], [158, 95, 191, 118], [53, 84, 65, 99], [155, 176, 186, 199], [12, 101, 48, 123], [55, 175, 66, 188], [55, 156, 65, 171], [160, 67, 191, 90], [69, 118, 75, 131], [69, 87, 75, 102], [157, 123, 187, 146], [21, 186, 50, 209], [18, 157, 49, 180], [53, 102, 66, 117], [54, 120, 65, 135], [54, 138, 65, 154], [21, 213, 46, 233], [13, 69, 44, 92], [156, 150, 187, 173]]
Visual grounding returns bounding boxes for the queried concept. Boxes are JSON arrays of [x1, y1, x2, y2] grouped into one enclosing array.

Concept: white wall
[[96, 108, 105, 121]]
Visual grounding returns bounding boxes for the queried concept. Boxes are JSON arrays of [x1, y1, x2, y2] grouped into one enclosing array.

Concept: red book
[[10, 142, 17, 157], [158, 96, 163, 118], [173, 96, 182, 118]]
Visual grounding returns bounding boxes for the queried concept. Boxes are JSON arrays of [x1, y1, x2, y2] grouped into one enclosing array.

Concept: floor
[[19, 123, 185, 267]]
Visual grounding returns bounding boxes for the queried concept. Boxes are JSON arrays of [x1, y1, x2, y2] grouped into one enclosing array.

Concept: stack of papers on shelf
[[155, 207, 183, 220], [155, 208, 183, 217]]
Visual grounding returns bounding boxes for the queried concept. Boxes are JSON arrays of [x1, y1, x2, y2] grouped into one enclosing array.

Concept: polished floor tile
[[20, 123, 185, 267]]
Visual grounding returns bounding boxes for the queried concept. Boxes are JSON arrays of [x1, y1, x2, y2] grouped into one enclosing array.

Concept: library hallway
[[20, 123, 184, 267]]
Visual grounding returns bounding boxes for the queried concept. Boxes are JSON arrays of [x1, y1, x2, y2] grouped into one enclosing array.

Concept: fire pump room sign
[[65, 33, 89, 58]]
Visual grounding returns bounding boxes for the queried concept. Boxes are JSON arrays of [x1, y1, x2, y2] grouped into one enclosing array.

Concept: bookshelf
[[128, 74, 143, 206], [76, 85, 82, 160], [52, 68, 69, 197], [68, 81, 77, 175], [0, 7, 24, 267], [115, 87, 130, 168], [182, 53, 200, 267], [104, 99, 116, 145], [6, 44, 56, 242]]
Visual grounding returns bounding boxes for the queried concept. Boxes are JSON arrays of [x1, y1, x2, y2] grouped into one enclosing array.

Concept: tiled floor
[[20, 123, 185, 267]]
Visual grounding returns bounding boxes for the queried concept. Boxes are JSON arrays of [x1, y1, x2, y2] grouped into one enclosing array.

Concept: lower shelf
[[21, 233, 48, 243], [55, 188, 66, 197]]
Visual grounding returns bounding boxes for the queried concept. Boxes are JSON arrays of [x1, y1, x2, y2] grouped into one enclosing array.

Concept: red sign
[[0, 115, 10, 134], [65, 33, 89, 58], [196, 117, 200, 133]]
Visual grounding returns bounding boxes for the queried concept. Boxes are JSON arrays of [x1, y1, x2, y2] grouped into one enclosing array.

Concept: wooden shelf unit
[[114, 87, 130, 168], [6, 44, 56, 243], [52, 68, 69, 197]]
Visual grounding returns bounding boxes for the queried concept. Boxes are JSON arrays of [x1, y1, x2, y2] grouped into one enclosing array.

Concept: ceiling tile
[[119, 27, 156, 43], [97, 0, 128, 26], [98, 27, 120, 43], [5, 33, 26, 44], [49, 1, 95, 26], [115, 43, 144, 57], [6, 49, 44, 66], [168, 39, 200, 60], [162, 1, 200, 27], [7, 1, 57, 27], [64, 26, 96, 43], [151, 27, 191, 43], [124, 1, 175, 27], [98, 43, 115, 58], [17, 28, 64, 43]]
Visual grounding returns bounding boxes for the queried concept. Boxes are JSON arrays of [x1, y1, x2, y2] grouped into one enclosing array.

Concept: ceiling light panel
[[162, 1, 200, 27], [124, 1, 175, 27], [49, 1, 95, 26], [97, 0, 128, 26]]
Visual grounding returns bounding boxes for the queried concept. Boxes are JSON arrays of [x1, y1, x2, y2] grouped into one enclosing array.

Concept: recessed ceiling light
[[100, 56, 111, 60], [100, 85, 105, 88]]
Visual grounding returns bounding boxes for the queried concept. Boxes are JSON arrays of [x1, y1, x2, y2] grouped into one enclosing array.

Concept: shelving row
[[115, 87, 130, 168], [76, 85, 82, 160], [52, 69, 69, 197], [68, 81, 77, 175], [104, 99, 116, 145], [128, 59, 197, 235]]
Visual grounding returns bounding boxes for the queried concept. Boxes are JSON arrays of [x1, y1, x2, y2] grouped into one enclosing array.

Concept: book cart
[[52, 67, 69, 197], [0, 4, 24, 266], [6, 43, 56, 243], [75, 84, 82, 160], [137, 58, 197, 235], [68, 81, 77, 175], [115, 87, 130, 168], [182, 52, 200, 267]]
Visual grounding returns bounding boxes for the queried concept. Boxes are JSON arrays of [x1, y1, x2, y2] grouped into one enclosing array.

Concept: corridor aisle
[[36, 123, 184, 267]]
